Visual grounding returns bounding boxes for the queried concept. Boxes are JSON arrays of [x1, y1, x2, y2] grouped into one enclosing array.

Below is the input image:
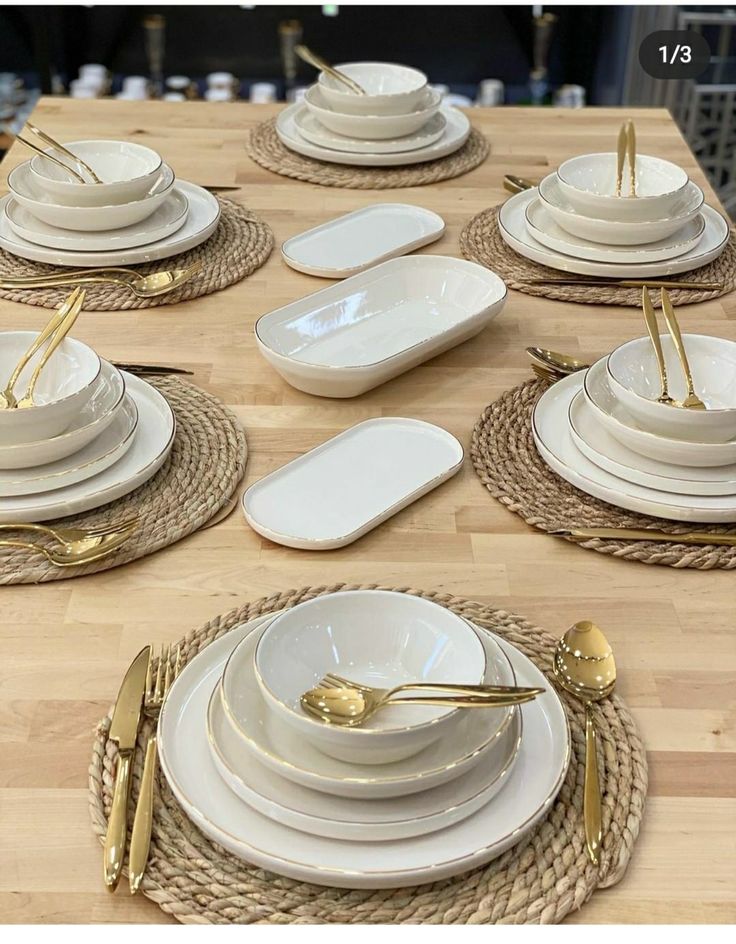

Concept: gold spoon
[[526, 347, 590, 375], [552, 620, 617, 866], [0, 260, 202, 299], [295, 45, 366, 95]]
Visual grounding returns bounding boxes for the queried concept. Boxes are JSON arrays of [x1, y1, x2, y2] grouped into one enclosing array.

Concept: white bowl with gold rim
[[318, 62, 428, 115]]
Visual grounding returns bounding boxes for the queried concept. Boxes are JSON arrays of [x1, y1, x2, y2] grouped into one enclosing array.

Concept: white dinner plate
[[158, 613, 570, 889], [0, 372, 175, 523], [281, 203, 445, 278], [5, 187, 189, 251], [293, 109, 447, 154], [276, 103, 470, 167], [0, 394, 137, 496], [569, 390, 736, 497], [532, 372, 736, 522], [525, 198, 706, 264], [0, 359, 125, 470], [242, 418, 464, 550], [0, 181, 219, 267], [499, 188, 729, 278], [208, 676, 521, 842]]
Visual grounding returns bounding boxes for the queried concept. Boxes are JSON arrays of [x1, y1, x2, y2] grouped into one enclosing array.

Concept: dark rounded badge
[[639, 30, 711, 80]]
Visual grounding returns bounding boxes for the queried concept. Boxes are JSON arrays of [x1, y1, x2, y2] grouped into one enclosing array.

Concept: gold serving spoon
[[26, 122, 103, 183], [659, 288, 706, 410], [552, 620, 616, 866], [295, 45, 366, 95]]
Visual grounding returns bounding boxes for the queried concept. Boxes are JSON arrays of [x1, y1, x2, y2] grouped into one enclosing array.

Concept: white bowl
[[537, 174, 705, 247], [556, 153, 690, 221], [250, 590, 487, 765], [318, 62, 428, 115], [30, 140, 163, 206], [583, 356, 736, 468], [0, 331, 101, 445], [607, 334, 736, 444], [8, 160, 174, 231], [304, 85, 440, 140]]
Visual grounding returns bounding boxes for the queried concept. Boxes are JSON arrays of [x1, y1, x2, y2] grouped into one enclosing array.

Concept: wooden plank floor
[[0, 99, 734, 925]]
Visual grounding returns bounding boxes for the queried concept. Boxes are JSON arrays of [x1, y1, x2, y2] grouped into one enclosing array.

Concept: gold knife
[[616, 122, 627, 197], [642, 286, 676, 405], [552, 528, 736, 547], [626, 119, 636, 196], [103, 646, 151, 892]]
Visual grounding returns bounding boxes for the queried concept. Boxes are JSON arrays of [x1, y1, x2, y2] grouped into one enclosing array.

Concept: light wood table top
[[0, 98, 734, 925]]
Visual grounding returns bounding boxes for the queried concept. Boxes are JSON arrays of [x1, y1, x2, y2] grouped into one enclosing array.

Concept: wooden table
[[0, 98, 734, 925]]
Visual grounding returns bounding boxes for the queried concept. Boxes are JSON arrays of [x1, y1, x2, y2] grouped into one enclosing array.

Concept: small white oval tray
[[242, 417, 463, 549], [281, 204, 445, 278]]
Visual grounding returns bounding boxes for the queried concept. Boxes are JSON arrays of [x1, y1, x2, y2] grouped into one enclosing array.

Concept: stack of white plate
[[532, 334, 736, 523], [276, 62, 470, 167], [0, 139, 220, 266], [158, 590, 570, 889], [499, 151, 730, 278], [0, 331, 175, 523]]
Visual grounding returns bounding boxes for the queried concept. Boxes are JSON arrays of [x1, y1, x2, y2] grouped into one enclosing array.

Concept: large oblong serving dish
[[255, 255, 507, 397]]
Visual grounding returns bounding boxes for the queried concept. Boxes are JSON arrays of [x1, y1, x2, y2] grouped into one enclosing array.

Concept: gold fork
[[0, 518, 138, 567], [128, 643, 181, 894], [659, 288, 707, 410]]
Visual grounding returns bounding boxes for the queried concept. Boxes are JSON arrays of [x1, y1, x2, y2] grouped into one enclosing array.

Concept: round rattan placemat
[[471, 378, 736, 569], [460, 206, 736, 306], [0, 378, 246, 585], [0, 197, 273, 311], [246, 118, 489, 189], [89, 583, 647, 925]]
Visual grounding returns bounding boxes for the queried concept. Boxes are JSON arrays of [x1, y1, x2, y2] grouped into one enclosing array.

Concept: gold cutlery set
[[0, 518, 139, 566], [0, 261, 202, 298]]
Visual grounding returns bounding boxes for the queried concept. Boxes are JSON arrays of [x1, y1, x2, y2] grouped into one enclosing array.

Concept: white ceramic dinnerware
[[242, 417, 463, 550], [0, 181, 219, 267], [158, 612, 570, 888], [607, 334, 736, 443], [4, 187, 189, 251], [304, 86, 441, 139], [293, 108, 446, 155], [556, 152, 689, 220], [569, 391, 736, 497], [538, 173, 705, 245], [0, 359, 125, 470], [0, 332, 101, 444], [0, 372, 175, 523], [7, 161, 176, 231], [532, 372, 736, 522], [249, 591, 487, 764], [30, 139, 163, 206], [499, 188, 729, 279], [275, 103, 470, 167], [280, 204, 445, 278], [583, 357, 736, 468], [255, 255, 506, 397], [207, 683, 521, 841], [215, 611, 515, 798], [525, 199, 705, 263], [318, 62, 428, 115]]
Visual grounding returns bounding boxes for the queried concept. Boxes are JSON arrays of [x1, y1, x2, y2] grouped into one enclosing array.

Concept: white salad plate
[[0, 373, 175, 523], [569, 391, 736, 497], [532, 372, 736, 522], [276, 103, 470, 167], [208, 676, 521, 842], [158, 612, 570, 888], [0, 395, 137, 496], [294, 106, 446, 153], [242, 417, 463, 550], [0, 359, 125, 470], [525, 199, 706, 264], [0, 181, 219, 267], [4, 187, 189, 251], [255, 255, 506, 397], [281, 204, 445, 278], [499, 188, 729, 278]]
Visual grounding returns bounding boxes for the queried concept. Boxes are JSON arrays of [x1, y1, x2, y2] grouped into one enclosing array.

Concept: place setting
[[471, 287, 736, 570], [246, 49, 489, 189], [461, 119, 735, 306], [0, 123, 273, 310], [90, 586, 647, 923]]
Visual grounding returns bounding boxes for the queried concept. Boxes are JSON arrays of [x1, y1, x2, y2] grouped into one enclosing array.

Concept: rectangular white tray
[[255, 255, 507, 398]]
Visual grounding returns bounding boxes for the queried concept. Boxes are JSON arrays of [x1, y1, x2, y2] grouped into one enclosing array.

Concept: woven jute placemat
[[460, 206, 736, 306], [246, 118, 489, 189], [89, 583, 647, 925], [471, 378, 736, 569], [0, 197, 273, 311], [0, 378, 246, 585]]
